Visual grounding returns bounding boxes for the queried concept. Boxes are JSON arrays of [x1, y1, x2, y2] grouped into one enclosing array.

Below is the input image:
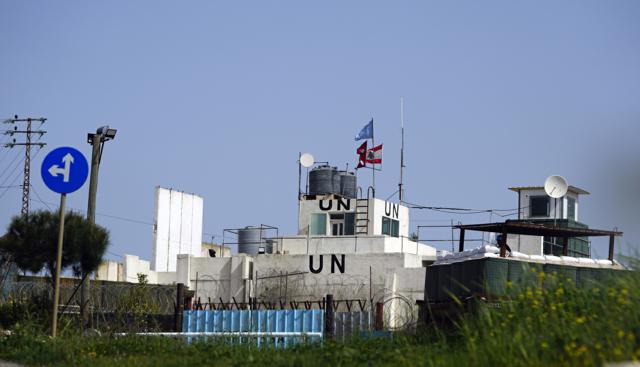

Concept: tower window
[[530, 196, 550, 217], [567, 197, 576, 220], [382, 217, 399, 237]]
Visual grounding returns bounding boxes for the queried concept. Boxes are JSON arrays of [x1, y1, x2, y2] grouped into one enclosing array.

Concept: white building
[[97, 181, 437, 328], [507, 185, 591, 257], [152, 187, 204, 272]]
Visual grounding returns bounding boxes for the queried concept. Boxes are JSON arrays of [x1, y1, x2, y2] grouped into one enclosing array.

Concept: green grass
[[1, 267, 639, 366]]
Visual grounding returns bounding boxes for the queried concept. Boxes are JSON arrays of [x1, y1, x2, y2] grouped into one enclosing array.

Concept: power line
[[403, 199, 521, 214], [0, 166, 24, 201], [0, 149, 23, 182], [30, 184, 52, 211]]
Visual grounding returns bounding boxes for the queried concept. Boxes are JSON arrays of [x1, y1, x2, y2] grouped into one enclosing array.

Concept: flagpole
[[371, 118, 375, 197]]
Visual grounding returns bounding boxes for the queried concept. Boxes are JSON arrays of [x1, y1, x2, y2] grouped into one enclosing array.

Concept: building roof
[[508, 185, 590, 195], [454, 220, 621, 237]]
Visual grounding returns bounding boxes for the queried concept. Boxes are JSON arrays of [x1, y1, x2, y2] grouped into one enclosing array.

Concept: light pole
[[81, 125, 117, 327]]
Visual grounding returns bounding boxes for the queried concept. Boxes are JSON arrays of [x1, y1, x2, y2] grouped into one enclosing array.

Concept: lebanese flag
[[366, 144, 383, 164], [356, 141, 367, 169]]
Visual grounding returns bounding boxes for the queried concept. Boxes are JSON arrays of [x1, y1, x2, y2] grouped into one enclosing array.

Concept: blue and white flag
[[355, 119, 373, 141]]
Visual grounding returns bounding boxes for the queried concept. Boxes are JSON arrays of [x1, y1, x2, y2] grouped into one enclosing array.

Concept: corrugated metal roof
[[508, 185, 590, 195], [455, 220, 620, 237]]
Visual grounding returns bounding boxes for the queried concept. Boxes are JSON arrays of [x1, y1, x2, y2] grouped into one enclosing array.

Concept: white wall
[[96, 260, 120, 282], [123, 254, 153, 283], [517, 189, 580, 221], [152, 187, 204, 272], [176, 251, 428, 305], [297, 197, 410, 238], [371, 199, 409, 237], [272, 235, 436, 257], [298, 197, 356, 235]]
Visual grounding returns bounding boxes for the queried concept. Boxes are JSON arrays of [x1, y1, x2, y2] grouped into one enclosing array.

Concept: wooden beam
[[458, 229, 465, 252]]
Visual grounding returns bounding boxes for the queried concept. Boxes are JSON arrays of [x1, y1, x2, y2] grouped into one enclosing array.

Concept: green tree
[[0, 210, 109, 284]]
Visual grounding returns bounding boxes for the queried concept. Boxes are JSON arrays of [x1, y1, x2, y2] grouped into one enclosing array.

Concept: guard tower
[[298, 165, 409, 238], [508, 185, 591, 257]]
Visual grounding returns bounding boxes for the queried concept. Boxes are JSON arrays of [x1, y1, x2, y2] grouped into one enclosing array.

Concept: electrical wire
[[29, 184, 53, 211], [0, 136, 13, 164], [29, 196, 219, 239], [0, 150, 23, 182], [0, 167, 24, 201]]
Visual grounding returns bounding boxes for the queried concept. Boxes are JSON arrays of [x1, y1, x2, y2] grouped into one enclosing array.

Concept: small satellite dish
[[300, 153, 315, 168], [544, 175, 568, 198]]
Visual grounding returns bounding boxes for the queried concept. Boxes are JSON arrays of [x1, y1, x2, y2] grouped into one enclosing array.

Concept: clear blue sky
[[1, 1, 639, 261]]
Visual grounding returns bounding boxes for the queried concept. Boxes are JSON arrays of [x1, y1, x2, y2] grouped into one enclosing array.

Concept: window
[[309, 213, 326, 235], [382, 217, 399, 237], [530, 196, 550, 217], [344, 213, 355, 236], [330, 213, 344, 236], [567, 197, 576, 221], [327, 213, 356, 236]]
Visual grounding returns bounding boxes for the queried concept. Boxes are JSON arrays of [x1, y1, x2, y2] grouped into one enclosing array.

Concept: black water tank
[[338, 171, 357, 198], [309, 165, 338, 195]]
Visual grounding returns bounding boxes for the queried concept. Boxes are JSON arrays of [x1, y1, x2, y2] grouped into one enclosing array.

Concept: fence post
[[325, 294, 334, 339], [374, 302, 384, 330], [174, 283, 185, 332]]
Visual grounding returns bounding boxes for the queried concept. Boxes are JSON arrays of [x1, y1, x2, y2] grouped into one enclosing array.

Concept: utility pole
[[80, 125, 117, 328], [3, 115, 47, 216]]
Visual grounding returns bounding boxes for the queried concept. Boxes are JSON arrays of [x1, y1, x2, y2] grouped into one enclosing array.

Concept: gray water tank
[[238, 226, 266, 255], [338, 171, 357, 198], [309, 165, 339, 196]]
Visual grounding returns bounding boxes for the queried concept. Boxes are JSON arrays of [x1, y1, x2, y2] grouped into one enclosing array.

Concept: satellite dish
[[544, 175, 568, 198], [300, 153, 315, 168]]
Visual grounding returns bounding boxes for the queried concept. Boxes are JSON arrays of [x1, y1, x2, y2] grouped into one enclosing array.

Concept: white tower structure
[[152, 187, 204, 272]]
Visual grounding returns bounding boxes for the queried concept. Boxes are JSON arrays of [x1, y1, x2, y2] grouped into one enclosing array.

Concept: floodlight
[[105, 128, 117, 139]]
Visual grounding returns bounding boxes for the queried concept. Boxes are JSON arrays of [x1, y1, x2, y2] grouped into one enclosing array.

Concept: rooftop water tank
[[309, 165, 339, 196], [338, 171, 357, 199], [238, 226, 267, 255]]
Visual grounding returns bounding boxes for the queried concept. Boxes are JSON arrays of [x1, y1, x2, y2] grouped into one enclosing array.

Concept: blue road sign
[[41, 147, 89, 194]]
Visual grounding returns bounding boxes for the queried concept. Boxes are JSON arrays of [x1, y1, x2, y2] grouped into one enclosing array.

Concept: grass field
[[1, 267, 639, 366]]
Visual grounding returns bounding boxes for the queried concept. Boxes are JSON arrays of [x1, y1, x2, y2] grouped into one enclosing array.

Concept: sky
[[1, 1, 639, 262]]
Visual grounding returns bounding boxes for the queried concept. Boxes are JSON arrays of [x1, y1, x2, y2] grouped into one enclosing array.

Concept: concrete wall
[[298, 197, 355, 235], [272, 235, 436, 257], [152, 187, 204, 272], [175, 252, 427, 306], [297, 197, 410, 238], [510, 235, 543, 256], [95, 260, 121, 282], [122, 254, 156, 283], [517, 189, 580, 221], [371, 199, 409, 238]]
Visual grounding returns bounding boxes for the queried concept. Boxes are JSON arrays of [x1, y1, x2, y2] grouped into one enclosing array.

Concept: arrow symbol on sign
[[48, 153, 74, 183]]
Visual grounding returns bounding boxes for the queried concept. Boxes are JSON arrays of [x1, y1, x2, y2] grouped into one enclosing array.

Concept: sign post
[[41, 147, 88, 337]]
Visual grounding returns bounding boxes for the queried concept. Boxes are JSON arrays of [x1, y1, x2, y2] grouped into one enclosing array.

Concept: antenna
[[298, 152, 315, 230], [398, 98, 405, 203], [544, 175, 568, 226], [300, 153, 315, 168], [544, 175, 568, 198]]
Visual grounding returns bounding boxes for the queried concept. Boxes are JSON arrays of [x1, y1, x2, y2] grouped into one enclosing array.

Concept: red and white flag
[[366, 144, 383, 164], [356, 141, 367, 169]]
